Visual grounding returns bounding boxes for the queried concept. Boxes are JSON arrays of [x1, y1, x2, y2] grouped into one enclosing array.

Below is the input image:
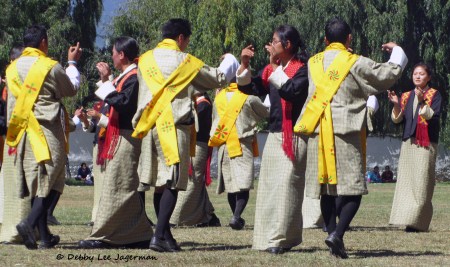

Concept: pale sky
[[95, 0, 122, 48]]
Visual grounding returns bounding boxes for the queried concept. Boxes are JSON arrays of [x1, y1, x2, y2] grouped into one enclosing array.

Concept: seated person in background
[[76, 163, 93, 184], [367, 166, 382, 183], [381, 165, 394, 183]]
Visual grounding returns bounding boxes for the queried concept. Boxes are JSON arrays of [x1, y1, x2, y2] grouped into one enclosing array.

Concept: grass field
[[1, 181, 449, 266]]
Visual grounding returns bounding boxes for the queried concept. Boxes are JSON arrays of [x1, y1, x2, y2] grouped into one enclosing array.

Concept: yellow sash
[[5, 48, 57, 162], [294, 43, 359, 184], [208, 83, 249, 157], [132, 39, 204, 165]]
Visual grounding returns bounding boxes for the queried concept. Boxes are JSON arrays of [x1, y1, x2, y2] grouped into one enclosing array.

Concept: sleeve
[[277, 65, 309, 102], [65, 65, 81, 89], [237, 69, 269, 97], [97, 114, 109, 128], [190, 64, 229, 92], [248, 96, 269, 120], [53, 64, 77, 97], [418, 104, 434, 120], [104, 75, 139, 113], [352, 57, 405, 97], [391, 108, 404, 124]]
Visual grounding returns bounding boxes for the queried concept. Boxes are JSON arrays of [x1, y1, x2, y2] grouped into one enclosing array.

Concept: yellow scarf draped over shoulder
[[294, 43, 359, 185], [208, 83, 251, 157], [132, 39, 204, 166], [5, 47, 57, 162]]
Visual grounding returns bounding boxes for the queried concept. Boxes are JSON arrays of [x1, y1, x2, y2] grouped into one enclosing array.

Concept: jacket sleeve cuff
[[236, 68, 252, 86], [268, 66, 289, 89], [388, 46, 408, 71]]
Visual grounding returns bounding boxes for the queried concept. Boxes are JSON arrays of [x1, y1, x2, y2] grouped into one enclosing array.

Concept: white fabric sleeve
[[72, 116, 81, 126], [236, 68, 252, 86], [391, 109, 404, 124], [97, 114, 109, 128], [268, 66, 289, 90], [218, 53, 240, 83], [366, 95, 379, 113], [95, 75, 114, 88], [418, 104, 435, 120], [95, 81, 115, 100], [65, 65, 81, 89], [388, 46, 408, 71]]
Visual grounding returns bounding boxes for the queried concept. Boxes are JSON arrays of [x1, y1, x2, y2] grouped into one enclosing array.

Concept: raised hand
[[68, 42, 82, 62], [381, 42, 398, 54], [387, 90, 400, 107], [240, 45, 255, 69], [96, 62, 111, 83]]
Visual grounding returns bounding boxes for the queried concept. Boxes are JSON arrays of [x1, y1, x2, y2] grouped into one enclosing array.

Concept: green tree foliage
[[0, 0, 103, 112], [109, 0, 449, 146]]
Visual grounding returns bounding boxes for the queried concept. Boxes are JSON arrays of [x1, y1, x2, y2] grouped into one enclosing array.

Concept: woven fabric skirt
[[87, 130, 153, 244], [252, 132, 307, 250], [389, 139, 437, 231]]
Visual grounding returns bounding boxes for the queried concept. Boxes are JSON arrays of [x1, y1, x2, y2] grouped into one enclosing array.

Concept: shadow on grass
[[351, 249, 445, 258], [179, 241, 251, 251]]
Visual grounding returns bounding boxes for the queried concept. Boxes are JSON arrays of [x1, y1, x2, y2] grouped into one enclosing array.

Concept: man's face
[[178, 34, 190, 51]]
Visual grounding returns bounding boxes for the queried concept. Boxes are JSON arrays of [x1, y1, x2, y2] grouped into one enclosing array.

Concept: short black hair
[[162, 18, 192, 39], [23, 25, 47, 48], [9, 45, 24, 61], [413, 62, 433, 77], [114, 36, 139, 62], [325, 17, 351, 44]]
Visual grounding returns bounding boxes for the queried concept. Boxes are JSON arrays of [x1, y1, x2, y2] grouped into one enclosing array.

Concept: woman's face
[[271, 32, 286, 58], [412, 66, 431, 89]]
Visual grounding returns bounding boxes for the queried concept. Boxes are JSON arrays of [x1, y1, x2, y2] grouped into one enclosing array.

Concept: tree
[[0, 0, 103, 112], [108, 0, 449, 147]]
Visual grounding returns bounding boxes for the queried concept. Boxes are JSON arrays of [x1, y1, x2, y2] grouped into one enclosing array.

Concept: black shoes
[[196, 213, 222, 227], [47, 215, 61, 225], [16, 220, 37, 250], [405, 226, 421, 233], [149, 236, 181, 252], [229, 216, 245, 230], [78, 240, 112, 249], [265, 247, 290, 254], [325, 232, 348, 259], [39, 234, 60, 249]]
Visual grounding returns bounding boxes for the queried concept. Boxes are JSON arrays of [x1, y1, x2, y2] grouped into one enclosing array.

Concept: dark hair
[[9, 45, 24, 61], [162, 18, 192, 39], [412, 62, 433, 77], [81, 162, 86, 167], [325, 17, 351, 44], [23, 25, 47, 48], [114, 36, 139, 62], [274, 25, 309, 63]]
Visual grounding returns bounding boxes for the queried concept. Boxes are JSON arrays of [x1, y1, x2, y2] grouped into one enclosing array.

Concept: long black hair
[[274, 25, 309, 63]]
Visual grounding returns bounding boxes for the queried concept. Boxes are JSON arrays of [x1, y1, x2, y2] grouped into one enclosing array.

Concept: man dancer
[[291, 18, 408, 258], [6, 25, 81, 249], [132, 18, 238, 252]]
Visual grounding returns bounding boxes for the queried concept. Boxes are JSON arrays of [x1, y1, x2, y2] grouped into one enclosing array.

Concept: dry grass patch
[[1, 182, 449, 266]]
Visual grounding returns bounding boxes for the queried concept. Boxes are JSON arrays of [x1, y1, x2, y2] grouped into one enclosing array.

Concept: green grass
[[1, 182, 450, 266]]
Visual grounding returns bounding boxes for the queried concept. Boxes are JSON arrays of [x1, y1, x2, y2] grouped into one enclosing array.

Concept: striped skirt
[[252, 132, 307, 250], [87, 130, 153, 244], [389, 139, 437, 231]]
